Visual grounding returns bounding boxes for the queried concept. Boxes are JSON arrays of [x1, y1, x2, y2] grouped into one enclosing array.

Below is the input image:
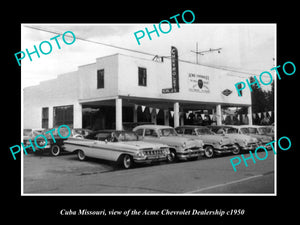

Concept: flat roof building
[[23, 53, 252, 130]]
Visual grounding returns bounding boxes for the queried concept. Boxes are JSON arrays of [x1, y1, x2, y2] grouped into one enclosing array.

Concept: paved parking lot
[[23, 151, 275, 194]]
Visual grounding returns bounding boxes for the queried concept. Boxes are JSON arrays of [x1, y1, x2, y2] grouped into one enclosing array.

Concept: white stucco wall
[[117, 54, 251, 105], [78, 54, 119, 101], [23, 71, 80, 129]]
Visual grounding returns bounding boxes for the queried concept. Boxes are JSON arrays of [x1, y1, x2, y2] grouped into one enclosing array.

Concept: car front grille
[[221, 144, 235, 149], [186, 147, 201, 151], [144, 149, 165, 156]]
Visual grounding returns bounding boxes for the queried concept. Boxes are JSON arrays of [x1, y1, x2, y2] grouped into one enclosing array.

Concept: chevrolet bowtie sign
[[222, 89, 232, 96], [162, 46, 179, 93]]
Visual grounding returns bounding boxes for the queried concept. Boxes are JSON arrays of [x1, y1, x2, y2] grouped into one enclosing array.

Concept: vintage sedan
[[133, 125, 204, 162], [175, 126, 239, 158], [207, 125, 259, 152], [63, 130, 170, 169], [236, 125, 274, 149], [23, 128, 65, 156]]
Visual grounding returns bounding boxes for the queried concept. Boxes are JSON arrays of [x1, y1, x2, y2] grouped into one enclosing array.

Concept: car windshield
[[226, 128, 238, 134], [240, 128, 249, 134], [86, 131, 139, 142], [158, 128, 178, 137], [114, 131, 139, 142], [86, 132, 111, 141], [258, 127, 272, 134], [196, 127, 214, 135], [248, 127, 257, 134], [32, 130, 44, 136], [23, 129, 32, 136]]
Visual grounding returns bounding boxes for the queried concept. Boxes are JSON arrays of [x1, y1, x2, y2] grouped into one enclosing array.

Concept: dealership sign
[[162, 46, 180, 93], [188, 73, 210, 93]]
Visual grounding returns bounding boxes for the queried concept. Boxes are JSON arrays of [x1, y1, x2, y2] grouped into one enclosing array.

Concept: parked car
[[175, 126, 239, 158], [133, 125, 204, 162], [63, 130, 170, 169], [233, 125, 273, 150], [207, 125, 259, 152], [23, 128, 65, 156]]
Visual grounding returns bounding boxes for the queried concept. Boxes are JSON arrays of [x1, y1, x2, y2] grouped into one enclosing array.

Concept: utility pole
[[191, 43, 222, 64]]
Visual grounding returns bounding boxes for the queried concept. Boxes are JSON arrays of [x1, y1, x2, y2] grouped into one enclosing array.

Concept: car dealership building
[[23, 51, 252, 130]]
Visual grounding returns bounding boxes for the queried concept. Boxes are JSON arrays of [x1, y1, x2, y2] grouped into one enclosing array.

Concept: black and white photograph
[[4, 5, 299, 224], [20, 23, 276, 195]]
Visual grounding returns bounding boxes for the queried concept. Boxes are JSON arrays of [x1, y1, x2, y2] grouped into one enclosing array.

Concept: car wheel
[[50, 144, 61, 156], [77, 150, 86, 161], [204, 146, 214, 158], [119, 154, 133, 169], [167, 150, 177, 163], [232, 144, 241, 155]]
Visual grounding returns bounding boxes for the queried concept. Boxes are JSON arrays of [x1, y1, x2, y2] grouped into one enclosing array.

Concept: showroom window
[[97, 69, 104, 89], [53, 105, 73, 128], [138, 67, 147, 86]]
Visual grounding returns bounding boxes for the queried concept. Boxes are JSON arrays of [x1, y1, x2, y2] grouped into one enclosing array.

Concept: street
[[23, 151, 275, 194]]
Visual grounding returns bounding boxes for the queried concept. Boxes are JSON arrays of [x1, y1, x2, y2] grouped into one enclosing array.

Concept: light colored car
[[175, 126, 239, 158], [133, 125, 204, 162], [207, 125, 259, 152], [235, 125, 274, 149], [64, 130, 170, 169]]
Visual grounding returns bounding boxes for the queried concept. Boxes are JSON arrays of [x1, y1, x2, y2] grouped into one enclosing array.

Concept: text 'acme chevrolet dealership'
[[23, 47, 253, 131]]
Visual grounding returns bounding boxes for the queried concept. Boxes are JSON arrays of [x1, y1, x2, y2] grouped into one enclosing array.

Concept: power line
[[23, 25, 155, 57], [23, 25, 256, 77]]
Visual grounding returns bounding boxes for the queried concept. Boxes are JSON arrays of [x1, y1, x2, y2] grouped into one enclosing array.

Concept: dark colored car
[[23, 128, 66, 156]]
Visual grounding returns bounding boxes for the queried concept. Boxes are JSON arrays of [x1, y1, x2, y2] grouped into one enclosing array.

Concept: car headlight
[[243, 139, 248, 145], [219, 139, 223, 145], [38, 140, 46, 146], [136, 151, 145, 157], [181, 142, 186, 148]]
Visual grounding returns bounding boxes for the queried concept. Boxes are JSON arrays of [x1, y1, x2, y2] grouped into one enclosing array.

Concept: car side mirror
[[105, 139, 108, 144]]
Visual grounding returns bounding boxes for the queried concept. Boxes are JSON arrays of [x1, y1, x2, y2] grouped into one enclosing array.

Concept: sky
[[21, 23, 276, 89]]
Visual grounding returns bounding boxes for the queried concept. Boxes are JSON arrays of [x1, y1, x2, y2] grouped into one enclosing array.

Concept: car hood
[[118, 141, 168, 150], [224, 134, 258, 142], [183, 134, 232, 145], [159, 136, 203, 147], [246, 134, 273, 143]]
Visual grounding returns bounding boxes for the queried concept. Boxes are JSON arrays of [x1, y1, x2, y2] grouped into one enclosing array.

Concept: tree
[[236, 76, 274, 124]]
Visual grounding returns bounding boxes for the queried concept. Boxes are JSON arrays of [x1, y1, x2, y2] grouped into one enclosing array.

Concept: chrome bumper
[[177, 148, 204, 160]]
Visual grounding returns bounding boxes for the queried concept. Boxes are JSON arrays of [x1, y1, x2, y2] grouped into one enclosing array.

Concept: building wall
[[23, 53, 252, 129], [23, 71, 80, 129], [78, 54, 119, 101], [117, 54, 251, 105]]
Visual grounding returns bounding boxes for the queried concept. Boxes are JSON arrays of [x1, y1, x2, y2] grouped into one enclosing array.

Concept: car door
[[87, 133, 113, 160]]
